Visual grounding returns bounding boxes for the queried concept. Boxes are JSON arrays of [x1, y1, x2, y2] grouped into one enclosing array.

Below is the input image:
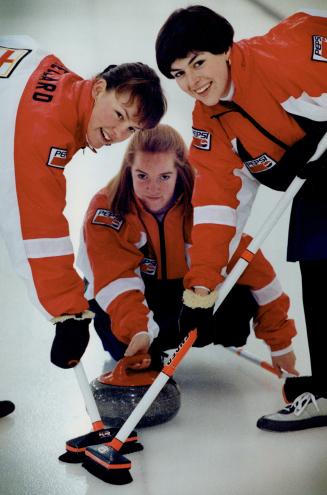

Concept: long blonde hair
[[107, 124, 194, 216]]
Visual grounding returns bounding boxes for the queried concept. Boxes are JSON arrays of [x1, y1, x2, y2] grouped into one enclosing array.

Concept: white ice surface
[[1, 1, 327, 494]]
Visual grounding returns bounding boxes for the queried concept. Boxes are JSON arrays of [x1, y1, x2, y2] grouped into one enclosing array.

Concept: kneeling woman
[[78, 124, 298, 375]]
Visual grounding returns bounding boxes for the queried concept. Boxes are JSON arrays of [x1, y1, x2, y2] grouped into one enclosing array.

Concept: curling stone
[[90, 354, 181, 428]]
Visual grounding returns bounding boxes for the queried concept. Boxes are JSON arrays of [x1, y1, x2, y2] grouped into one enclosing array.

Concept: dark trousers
[[300, 260, 327, 385], [89, 281, 258, 363], [89, 298, 127, 361]]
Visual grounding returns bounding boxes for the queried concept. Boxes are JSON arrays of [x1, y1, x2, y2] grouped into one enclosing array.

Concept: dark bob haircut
[[156, 5, 234, 79], [97, 62, 167, 129]]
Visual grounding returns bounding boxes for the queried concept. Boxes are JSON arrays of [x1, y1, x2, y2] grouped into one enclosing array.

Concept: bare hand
[[194, 287, 210, 296], [271, 351, 299, 378], [124, 333, 151, 369]]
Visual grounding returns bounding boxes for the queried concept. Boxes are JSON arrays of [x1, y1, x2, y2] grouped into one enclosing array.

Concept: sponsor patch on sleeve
[[312, 35, 327, 62], [92, 209, 124, 231], [244, 153, 276, 174], [140, 257, 157, 276], [47, 147, 69, 169], [0, 46, 31, 78], [192, 127, 211, 151]]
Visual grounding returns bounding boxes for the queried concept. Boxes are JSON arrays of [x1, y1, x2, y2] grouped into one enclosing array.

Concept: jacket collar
[[74, 79, 95, 149], [132, 191, 183, 219]]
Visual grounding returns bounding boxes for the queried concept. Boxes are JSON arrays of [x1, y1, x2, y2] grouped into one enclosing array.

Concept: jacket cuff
[[270, 343, 293, 357], [183, 289, 218, 309], [51, 310, 95, 324]]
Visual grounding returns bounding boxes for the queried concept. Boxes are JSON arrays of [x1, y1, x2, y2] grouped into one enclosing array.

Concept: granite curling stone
[[90, 354, 181, 428]]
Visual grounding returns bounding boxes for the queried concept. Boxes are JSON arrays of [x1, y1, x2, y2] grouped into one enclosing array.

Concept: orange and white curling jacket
[[0, 36, 93, 318], [78, 187, 296, 353], [185, 11, 327, 292]]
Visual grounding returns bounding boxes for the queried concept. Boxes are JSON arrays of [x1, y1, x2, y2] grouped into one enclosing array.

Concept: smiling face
[[170, 50, 231, 106], [131, 150, 178, 213], [86, 79, 143, 149]]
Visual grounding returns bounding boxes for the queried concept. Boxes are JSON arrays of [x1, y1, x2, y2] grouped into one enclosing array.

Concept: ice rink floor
[[1, 0, 327, 494]]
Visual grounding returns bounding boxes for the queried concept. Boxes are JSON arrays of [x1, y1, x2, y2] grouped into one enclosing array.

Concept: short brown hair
[[97, 63, 167, 128]]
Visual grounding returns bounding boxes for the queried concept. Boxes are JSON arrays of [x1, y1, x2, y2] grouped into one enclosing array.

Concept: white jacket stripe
[[96, 276, 145, 312], [282, 91, 327, 122], [76, 231, 94, 300], [194, 205, 236, 226], [0, 36, 51, 318], [228, 165, 259, 262], [145, 309, 160, 340], [134, 231, 147, 249], [24, 236, 73, 258], [251, 276, 283, 306]]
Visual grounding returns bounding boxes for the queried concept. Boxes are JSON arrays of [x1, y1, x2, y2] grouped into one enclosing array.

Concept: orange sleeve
[[227, 234, 297, 351], [14, 119, 88, 318], [83, 192, 158, 344], [184, 103, 246, 290]]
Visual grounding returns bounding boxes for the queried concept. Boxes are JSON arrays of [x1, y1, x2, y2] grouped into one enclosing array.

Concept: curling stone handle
[[112, 354, 151, 379]]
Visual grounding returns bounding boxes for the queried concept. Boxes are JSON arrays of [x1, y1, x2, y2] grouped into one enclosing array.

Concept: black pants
[[300, 260, 327, 388], [90, 280, 258, 362]]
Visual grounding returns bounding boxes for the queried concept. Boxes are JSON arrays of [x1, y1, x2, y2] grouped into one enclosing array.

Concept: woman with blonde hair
[[78, 124, 297, 372]]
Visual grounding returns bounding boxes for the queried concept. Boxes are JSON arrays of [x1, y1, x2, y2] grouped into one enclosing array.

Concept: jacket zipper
[[156, 216, 167, 280]]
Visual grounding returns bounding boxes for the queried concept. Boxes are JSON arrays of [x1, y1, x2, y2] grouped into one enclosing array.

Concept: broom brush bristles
[[82, 459, 133, 485], [83, 444, 133, 485]]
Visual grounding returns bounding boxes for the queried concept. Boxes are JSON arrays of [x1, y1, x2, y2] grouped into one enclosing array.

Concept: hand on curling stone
[[124, 333, 152, 369]]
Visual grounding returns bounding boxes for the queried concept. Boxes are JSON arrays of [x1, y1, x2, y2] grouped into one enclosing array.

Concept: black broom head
[[82, 459, 133, 485], [83, 445, 133, 485], [58, 440, 143, 463], [58, 427, 143, 463]]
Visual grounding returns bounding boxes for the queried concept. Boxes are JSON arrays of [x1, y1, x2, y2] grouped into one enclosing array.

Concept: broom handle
[[214, 129, 327, 311], [74, 361, 103, 428], [213, 176, 305, 312], [109, 134, 327, 449], [111, 329, 198, 448], [227, 346, 295, 379], [110, 175, 307, 448]]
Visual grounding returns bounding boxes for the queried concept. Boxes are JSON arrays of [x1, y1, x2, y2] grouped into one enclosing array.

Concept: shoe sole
[[257, 416, 327, 432]]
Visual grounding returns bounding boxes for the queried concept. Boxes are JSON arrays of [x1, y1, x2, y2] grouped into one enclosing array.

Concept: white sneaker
[[257, 392, 327, 432]]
